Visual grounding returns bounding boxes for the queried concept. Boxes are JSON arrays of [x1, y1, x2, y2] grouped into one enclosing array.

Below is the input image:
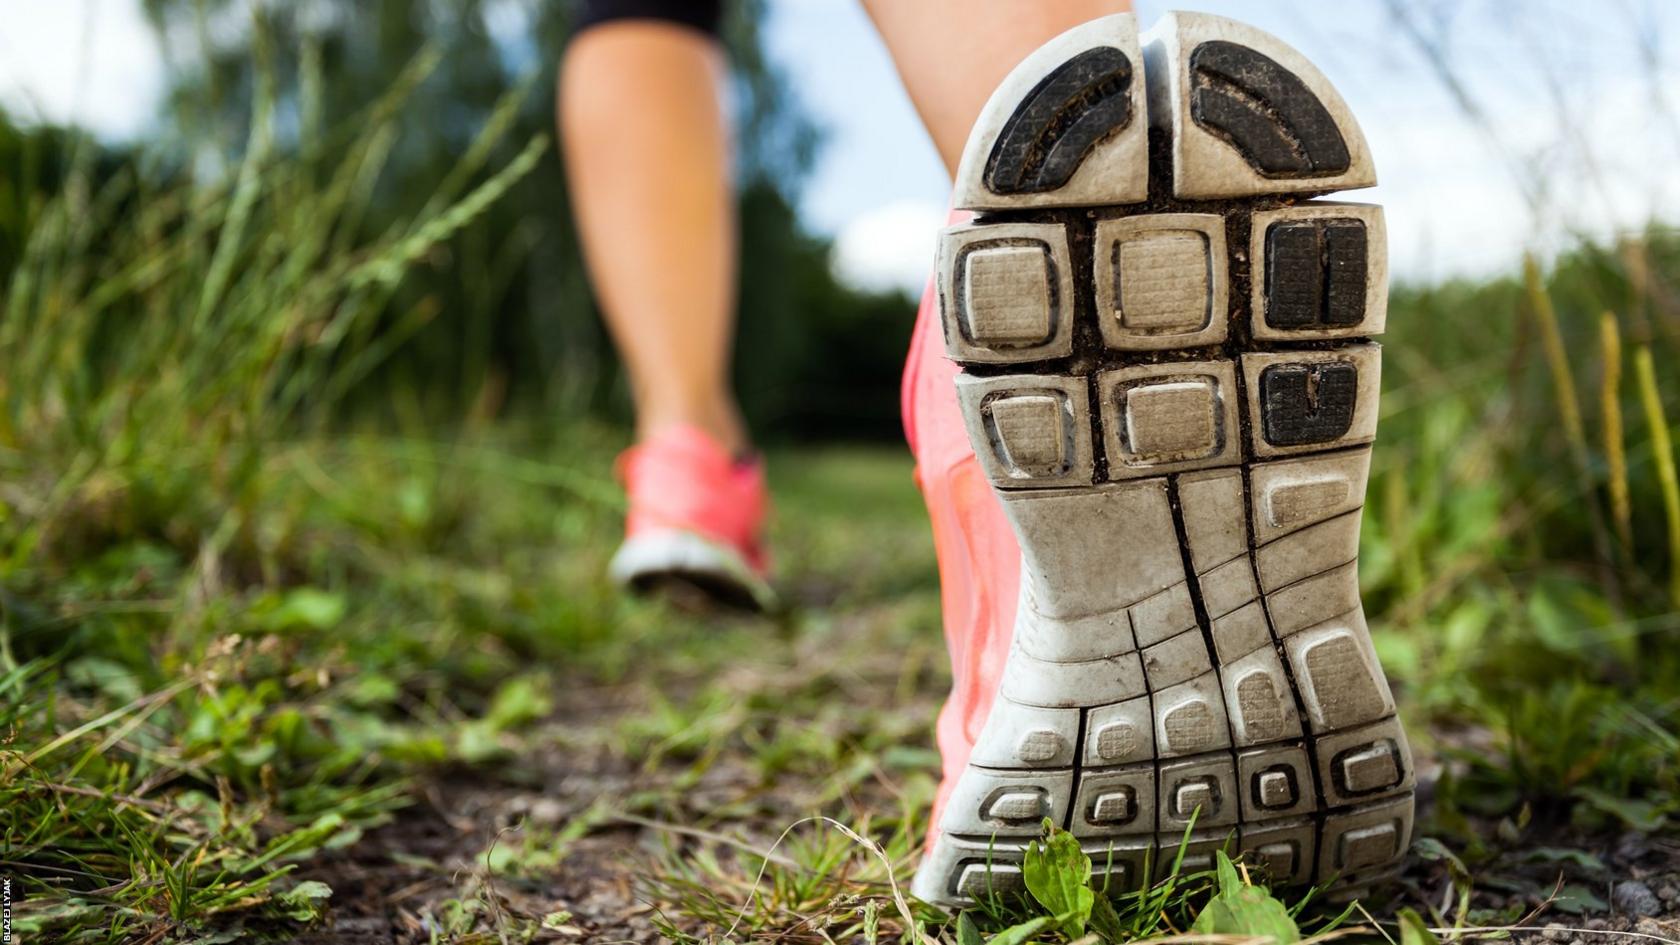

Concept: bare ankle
[[637, 401, 749, 457]]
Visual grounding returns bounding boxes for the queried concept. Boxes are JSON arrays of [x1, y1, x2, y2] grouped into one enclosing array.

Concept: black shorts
[[573, 0, 724, 39]]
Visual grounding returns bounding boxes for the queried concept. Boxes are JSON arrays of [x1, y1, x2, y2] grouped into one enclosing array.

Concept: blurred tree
[[133, 0, 913, 441]]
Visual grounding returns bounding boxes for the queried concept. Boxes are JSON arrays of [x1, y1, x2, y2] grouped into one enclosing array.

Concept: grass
[[4, 46, 1680, 945]]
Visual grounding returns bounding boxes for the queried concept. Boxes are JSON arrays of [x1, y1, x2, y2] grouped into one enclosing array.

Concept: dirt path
[[289, 597, 1680, 943]]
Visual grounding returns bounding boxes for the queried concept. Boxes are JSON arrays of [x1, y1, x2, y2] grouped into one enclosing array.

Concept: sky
[[4, 0, 1679, 295], [765, 0, 1680, 292]]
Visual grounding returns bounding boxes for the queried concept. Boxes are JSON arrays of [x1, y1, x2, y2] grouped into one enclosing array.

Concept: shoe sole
[[609, 530, 775, 612], [913, 11, 1413, 908]]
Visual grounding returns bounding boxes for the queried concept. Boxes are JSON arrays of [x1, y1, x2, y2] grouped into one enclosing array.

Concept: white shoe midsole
[[608, 529, 769, 603]]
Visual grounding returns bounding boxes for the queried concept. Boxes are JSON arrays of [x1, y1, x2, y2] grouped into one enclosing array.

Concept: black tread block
[[985, 46, 1134, 195], [1265, 222, 1322, 329], [1264, 218, 1368, 330], [1192, 86, 1304, 174], [1324, 221, 1368, 326], [1260, 362, 1359, 446], [1188, 40, 1350, 178]]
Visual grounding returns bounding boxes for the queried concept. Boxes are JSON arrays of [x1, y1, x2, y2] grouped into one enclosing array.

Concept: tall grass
[[0, 43, 558, 938], [2, 50, 540, 525], [1367, 233, 1680, 832], [1368, 0, 1680, 831]]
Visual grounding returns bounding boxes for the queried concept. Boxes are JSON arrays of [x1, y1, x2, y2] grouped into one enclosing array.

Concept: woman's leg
[[862, 1, 1134, 176], [558, 13, 745, 454]]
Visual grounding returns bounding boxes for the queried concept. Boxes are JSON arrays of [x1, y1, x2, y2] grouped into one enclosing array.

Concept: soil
[[284, 629, 1680, 943], [285, 736, 1680, 944]]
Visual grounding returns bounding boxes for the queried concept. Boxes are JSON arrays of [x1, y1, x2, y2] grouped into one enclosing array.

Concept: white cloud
[[830, 199, 947, 296], [0, 0, 165, 139]]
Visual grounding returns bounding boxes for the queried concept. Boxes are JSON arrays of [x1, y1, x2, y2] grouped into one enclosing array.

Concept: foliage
[[1368, 233, 1680, 834], [1, 2, 1679, 941], [1022, 820, 1095, 937], [949, 825, 1328, 945], [1190, 852, 1300, 943]]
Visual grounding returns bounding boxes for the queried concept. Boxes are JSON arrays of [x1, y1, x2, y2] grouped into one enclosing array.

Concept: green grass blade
[[1600, 310, 1632, 552], [346, 135, 549, 293], [192, 23, 276, 333], [1525, 252, 1620, 595], [1634, 344, 1680, 606]]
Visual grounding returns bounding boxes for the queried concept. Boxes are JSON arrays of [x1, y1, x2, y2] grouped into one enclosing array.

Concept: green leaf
[[1397, 908, 1439, 945], [256, 587, 348, 632], [456, 719, 502, 762], [956, 912, 983, 945], [1022, 822, 1094, 938], [397, 477, 432, 528], [1522, 847, 1607, 872], [1552, 884, 1609, 915], [1088, 890, 1126, 942], [64, 657, 143, 703], [276, 880, 333, 920], [486, 675, 553, 728], [1190, 852, 1299, 944], [347, 672, 400, 707], [988, 916, 1055, 945], [1412, 837, 1467, 872], [1412, 836, 1473, 916], [1573, 787, 1670, 831], [1217, 847, 1243, 894]]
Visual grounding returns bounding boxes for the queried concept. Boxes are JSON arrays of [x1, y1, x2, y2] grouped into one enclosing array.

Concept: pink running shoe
[[908, 12, 1412, 908], [608, 425, 774, 611]]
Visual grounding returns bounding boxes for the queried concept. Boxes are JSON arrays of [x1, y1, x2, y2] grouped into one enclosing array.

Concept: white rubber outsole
[[609, 529, 774, 611], [913, 11, 1413, 908]]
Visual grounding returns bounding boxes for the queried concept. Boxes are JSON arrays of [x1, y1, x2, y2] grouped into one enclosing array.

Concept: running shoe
[[908, 11, 1412, 907]]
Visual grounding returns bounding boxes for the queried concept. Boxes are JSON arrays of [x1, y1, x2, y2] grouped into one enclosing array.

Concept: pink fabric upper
[[618, 425, 769, 574], [901, 211, 1024, 851]]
